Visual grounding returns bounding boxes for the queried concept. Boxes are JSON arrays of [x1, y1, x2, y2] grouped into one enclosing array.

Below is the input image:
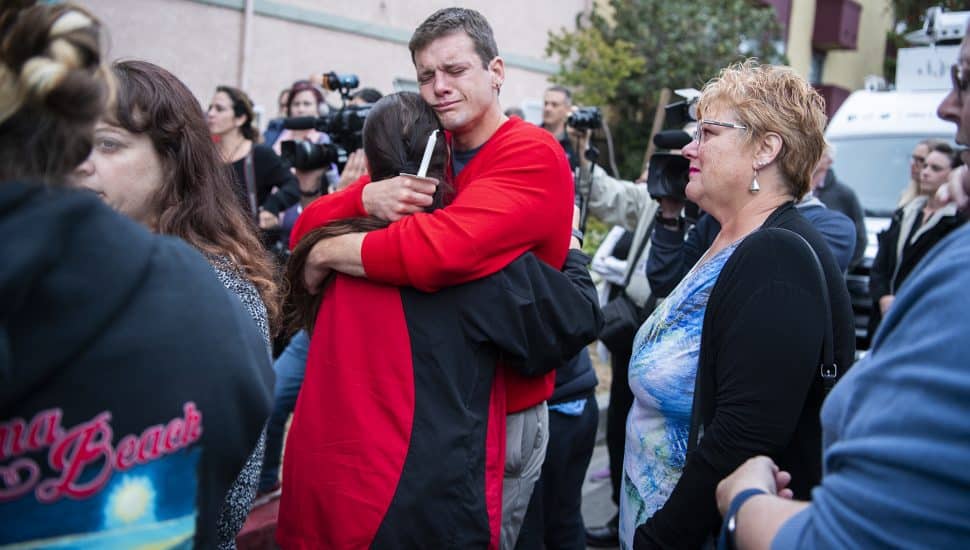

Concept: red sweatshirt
[[291, 116, 574, 412]]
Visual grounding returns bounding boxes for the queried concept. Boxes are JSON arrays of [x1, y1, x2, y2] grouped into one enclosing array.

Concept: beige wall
[[786, 0, 818, 80], [78, 0, 587, 127], [823, 0, 893, 90], [785, 0, 892, 90]]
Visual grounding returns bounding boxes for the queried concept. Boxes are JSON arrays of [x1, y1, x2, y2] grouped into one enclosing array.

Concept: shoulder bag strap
[[773, 228, 837, 394], [244, 150, 258, 219]]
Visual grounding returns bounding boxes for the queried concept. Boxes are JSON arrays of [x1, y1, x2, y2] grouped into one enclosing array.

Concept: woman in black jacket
[[620, 61, 855, 549], [207, 84, 300, 229], [869, 143, 964, 338]]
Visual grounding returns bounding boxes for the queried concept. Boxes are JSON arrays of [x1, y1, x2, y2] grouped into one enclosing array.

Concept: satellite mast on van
[[896, 7, 968, 92]]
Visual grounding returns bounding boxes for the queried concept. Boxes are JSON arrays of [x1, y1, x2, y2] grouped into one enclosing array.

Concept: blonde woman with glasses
[[620, 61, 855, 549]]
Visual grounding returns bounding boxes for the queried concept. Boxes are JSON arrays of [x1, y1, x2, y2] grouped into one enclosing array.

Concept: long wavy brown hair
[[285, 91, 449, 335], [109, 60, 281, 329]]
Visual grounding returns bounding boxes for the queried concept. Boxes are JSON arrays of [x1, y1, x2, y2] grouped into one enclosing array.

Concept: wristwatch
[[571, 228, 584, 247], [719, 488, 766, 550]]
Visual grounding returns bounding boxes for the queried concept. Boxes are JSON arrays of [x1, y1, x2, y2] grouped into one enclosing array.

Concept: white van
[[826, 89, 955, 350], [826, 88, 955, 251]]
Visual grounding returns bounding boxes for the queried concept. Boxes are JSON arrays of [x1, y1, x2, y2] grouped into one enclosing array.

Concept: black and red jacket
[[276, 250, 602, 549]]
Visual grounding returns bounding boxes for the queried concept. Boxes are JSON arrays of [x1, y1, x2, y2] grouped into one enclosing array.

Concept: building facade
[[80, 0, 591, 126], [765, 0, 894, 115]]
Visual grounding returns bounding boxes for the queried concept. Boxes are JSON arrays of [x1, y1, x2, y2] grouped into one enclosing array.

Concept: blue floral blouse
[[619, 241, 739, 548]]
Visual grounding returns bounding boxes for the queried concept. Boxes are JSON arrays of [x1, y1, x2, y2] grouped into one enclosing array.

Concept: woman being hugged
[[277, 92, 602, 549], [73, 60, 280, 347], [621, 60, 855, 549]]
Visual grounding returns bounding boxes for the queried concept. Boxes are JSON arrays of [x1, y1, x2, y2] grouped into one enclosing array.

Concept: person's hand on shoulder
[[361, 174, 437, 221]]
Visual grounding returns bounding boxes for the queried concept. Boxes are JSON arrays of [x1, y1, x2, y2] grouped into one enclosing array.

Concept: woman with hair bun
[[0, 3, 272, 548], [208, 84, 300, 230]]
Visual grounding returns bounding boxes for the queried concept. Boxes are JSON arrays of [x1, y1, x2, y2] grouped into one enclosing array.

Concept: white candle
[[416, 129, 438, 178]]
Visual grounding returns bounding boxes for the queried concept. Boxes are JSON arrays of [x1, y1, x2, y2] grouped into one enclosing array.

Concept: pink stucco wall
[[78, 0, 589, 128]]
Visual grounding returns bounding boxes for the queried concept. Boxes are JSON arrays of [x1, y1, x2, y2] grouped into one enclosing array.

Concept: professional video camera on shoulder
[[280, 71, 371, 171], [645, 93, 697, 202]]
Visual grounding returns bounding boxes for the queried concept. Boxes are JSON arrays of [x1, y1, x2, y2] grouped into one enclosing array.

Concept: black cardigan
[[231, 143, 300, 215], [868, 203, 965, 336], [635, 203, 855, 549]]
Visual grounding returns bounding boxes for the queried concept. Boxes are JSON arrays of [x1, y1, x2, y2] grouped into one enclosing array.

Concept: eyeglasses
[[692, 119, 748, 144], [951, 64, 969, 101]]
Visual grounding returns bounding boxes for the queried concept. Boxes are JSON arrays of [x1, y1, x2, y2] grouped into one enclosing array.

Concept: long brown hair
[[110, 60, 280, 329], [285, 92, 448, 334], [0, 2, 109, 183]]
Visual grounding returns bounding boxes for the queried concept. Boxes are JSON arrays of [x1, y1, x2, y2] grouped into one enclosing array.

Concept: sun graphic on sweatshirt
[[104, 475, 158, 527]]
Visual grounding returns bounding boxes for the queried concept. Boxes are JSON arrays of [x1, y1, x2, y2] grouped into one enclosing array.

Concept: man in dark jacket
[[812, 148, 867, 269]]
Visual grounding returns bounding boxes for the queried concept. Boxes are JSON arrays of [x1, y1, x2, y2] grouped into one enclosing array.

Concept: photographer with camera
[[270, 80, 338, 187], [255, 73, 375, 500], [541, 86, 579, 169], [276, 72, 372, 184], [207, 85, 300, 230]]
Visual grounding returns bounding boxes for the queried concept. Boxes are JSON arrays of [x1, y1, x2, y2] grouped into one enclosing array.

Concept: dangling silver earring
[[750, 164, 761, 194]]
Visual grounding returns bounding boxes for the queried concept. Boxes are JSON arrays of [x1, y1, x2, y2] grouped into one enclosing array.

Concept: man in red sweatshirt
[[290, 8, 574, 548]]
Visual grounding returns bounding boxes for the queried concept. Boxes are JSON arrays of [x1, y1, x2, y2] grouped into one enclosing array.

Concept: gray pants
[[501, 401, 549, 549]]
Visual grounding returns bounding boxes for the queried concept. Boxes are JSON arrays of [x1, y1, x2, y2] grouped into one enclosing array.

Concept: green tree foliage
[[546, 0, 784, 180]]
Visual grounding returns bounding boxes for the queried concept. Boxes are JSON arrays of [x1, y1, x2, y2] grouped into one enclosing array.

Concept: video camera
[[645, 98, 697, 201], [279, 71, 371, 171]]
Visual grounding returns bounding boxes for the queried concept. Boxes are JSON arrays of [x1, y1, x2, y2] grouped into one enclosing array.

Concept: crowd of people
[[1, 1, 968, 549]]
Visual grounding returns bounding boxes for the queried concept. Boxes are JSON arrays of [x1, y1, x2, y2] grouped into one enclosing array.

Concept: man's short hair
[[409, 8, 498, 68], [545, 85, 572, 104]]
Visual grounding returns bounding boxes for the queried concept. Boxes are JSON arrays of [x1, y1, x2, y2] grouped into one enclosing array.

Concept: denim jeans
[[258, 329, 309, 491]]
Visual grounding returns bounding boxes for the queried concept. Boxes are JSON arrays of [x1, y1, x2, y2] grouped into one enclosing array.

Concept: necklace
[[221, 135, 248, 163]]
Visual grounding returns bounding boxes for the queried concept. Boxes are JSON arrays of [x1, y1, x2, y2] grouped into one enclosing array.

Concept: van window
[[829, 135, 953, 216]]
